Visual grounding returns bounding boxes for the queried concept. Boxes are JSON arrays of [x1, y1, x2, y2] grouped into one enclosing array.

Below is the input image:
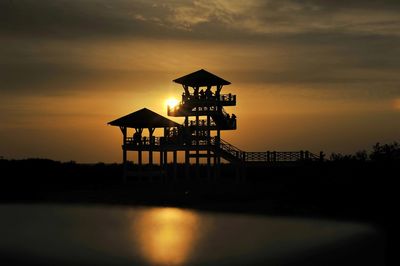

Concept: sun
[[165, 97, 179, 108]]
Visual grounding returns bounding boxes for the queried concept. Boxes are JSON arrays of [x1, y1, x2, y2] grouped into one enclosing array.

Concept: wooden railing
[[218, 139, 321, 162], [126, 136, 161, 146], [125, 136, 322, 162], [219, 94, 236, 103], [244, 151, 320, 162], [181, 93, 236, 103], [167, 93, 236, 116], [189, 119, 216, 127]]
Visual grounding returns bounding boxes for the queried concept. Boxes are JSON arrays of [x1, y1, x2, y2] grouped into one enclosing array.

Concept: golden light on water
[[132, 208, 200, 266], [165, 97, 179, 109]]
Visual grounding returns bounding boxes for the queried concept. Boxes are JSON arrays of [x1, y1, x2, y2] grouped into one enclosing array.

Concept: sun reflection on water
[[132, 208, 200, 266]]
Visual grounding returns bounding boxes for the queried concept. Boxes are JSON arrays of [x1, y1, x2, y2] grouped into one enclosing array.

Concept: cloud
[[132, 0, 400, 37], [0, 0, 163, 39], [2, 0, 400, 40], [1, 0, 399, 98]]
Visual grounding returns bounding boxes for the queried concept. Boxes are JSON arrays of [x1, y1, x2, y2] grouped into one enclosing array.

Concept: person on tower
[[205, 87, 212, 99], [200, 89, 205, 100]]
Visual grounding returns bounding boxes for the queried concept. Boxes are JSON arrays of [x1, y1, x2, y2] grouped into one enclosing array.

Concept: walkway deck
[[125, 136, 322, 163]]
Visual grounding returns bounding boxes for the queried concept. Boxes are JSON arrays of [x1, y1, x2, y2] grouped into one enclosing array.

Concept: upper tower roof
[[108, 108, 180, 128], [173, 69, 231, 87]]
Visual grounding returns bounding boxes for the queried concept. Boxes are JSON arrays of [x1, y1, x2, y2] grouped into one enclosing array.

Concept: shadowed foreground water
[[0, 204, 384, 265]]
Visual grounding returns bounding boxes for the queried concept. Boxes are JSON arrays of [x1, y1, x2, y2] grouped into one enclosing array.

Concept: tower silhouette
[[108, 69, 322, 182], [168, 69, 237, 178]]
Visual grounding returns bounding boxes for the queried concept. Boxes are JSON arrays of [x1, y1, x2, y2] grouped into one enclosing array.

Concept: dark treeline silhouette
[[330, 141, 399, 162], [1, 142, 397, 235]]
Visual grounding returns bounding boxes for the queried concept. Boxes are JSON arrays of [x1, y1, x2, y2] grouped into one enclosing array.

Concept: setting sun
[[165, 97, 179, 109]]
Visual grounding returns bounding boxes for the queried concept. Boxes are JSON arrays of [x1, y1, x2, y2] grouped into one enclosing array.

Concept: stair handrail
[[218, 138, 244, 160], [221, 107, 229, 118]]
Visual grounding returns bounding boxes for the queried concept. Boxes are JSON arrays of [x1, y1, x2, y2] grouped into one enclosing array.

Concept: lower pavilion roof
[[108, 108, 180, 128]]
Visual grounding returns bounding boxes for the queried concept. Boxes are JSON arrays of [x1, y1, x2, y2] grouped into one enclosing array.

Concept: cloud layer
[[1, 0, 399, 96]]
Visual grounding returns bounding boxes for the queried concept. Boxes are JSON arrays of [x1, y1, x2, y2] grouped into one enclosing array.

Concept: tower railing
[[181, 93, 236, 104], [189, 119, 217, 127]]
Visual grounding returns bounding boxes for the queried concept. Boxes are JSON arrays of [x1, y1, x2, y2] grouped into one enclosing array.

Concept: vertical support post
[[215, 84, 222, 180], [148, 128, 155, 165], [213, 150, 218, 181], [216, 129, 221, 179], [207, 114, 211, 180], [149, 151, 153, 165], [160, 150, 164, 166], [185, 150, 190, 180], [184, 113, 190, 180], [138, 150, 142, 167], [120, 126, 127, 184], [207, 149, 211, 180], [184, 116, 189, 146], [173, 150, 177, 181], [164, 150, 168, 164], [195, 110, 200, 179], [137, 149, 142, 182], [164, 150, 168, 181]]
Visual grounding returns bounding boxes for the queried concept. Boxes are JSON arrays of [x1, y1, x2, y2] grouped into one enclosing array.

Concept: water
[[0, 204, 383, 265]]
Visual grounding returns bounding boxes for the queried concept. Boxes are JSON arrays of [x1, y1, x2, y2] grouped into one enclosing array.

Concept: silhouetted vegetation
[[329, 141, 399, 162], [370, 141, 400, 161]]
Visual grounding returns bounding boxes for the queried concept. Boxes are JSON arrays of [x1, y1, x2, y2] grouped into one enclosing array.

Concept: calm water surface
[[0, 204, 383, 265]]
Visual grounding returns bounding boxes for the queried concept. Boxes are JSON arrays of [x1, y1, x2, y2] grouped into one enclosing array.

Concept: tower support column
[[185, 150, 190, 180], [121, 126, 127, 184], [164, 150, 168, 180], [173, 150, 178, 181]]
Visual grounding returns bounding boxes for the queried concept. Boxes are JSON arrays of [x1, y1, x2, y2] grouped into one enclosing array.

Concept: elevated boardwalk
[[124, 136, 322, 164]]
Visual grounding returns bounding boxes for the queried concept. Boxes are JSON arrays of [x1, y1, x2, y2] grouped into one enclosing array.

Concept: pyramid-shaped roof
[[173, 69, 231, 87], [108, 108, 180, 128]]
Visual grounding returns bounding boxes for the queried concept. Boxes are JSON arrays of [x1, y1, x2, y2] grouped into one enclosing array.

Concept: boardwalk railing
[[244, 151, 320, 162], [218, 138, 321, 163], [125, 136, 322, 162]]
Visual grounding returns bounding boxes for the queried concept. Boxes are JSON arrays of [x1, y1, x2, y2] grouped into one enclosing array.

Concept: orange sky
[[1, 1, 399, 162]]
